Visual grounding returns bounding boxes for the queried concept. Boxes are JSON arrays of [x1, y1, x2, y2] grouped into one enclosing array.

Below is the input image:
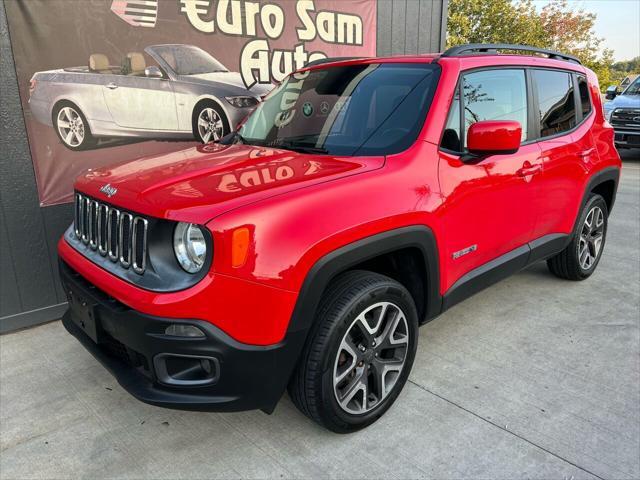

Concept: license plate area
[[67, 287, 101, 343]]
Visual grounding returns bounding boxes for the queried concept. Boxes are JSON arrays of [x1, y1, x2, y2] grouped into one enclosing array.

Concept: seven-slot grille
[[610, 108, 640, 130], [74, 193, 148, 274]]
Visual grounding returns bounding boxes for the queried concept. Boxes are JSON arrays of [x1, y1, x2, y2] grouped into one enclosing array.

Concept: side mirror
[[465, 120, 522, 161], [605, 85, 618, 100], [145, 66, 164, 79]]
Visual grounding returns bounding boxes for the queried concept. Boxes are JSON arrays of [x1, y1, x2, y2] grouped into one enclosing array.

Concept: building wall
[[0, 0, 448, 333]]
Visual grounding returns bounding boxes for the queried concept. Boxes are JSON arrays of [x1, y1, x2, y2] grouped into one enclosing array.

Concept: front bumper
[[613, 129, 640, 147], [59, 260, 305, 412], [28, 97, 53, 126]]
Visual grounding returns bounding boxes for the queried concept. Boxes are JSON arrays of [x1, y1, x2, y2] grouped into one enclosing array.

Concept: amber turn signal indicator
[[231, 227, 250, 268]]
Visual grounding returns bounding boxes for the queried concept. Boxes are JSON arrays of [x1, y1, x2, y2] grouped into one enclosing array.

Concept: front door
[[438, 68, 542, 292], [102, 75, 179, 131]]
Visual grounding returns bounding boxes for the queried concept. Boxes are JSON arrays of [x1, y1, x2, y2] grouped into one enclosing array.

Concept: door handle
[[580, 148, 595, 157], [517, 161, 542, 177], [580, 147, 595, 163], [105, 83, 118, 90]]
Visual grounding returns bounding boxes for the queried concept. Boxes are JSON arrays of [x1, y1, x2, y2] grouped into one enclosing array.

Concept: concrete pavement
[[1, 151, 638, 479]]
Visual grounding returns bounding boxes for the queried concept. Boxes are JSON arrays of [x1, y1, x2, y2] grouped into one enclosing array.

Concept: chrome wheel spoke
[[371, 358, 403, 400], [335, 338, 360, 384], [338, 373, 367, 413]]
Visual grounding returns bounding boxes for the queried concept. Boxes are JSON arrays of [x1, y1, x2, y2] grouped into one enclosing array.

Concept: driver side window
[[440, 69, 529, 152]]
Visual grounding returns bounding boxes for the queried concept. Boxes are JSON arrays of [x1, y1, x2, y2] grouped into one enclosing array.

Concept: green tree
[[447, 0, 615, 90]]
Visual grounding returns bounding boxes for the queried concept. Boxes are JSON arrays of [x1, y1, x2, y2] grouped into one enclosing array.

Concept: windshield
[[238, 63, 440, 156], [153, 45, 227, 75], [623, 77, 640, 95]]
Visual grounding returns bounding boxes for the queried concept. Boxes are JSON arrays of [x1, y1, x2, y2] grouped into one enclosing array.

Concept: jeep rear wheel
[[547, 194, 608, 280], [288, 271, 418, 433]]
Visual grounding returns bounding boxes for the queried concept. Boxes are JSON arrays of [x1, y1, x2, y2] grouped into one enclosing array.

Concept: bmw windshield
[[237, 63, 441, 156], [153, 45, 228, 75]]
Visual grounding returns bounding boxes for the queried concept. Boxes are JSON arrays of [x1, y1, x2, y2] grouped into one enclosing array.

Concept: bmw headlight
[[173, 223, 207, 273], [225, 96, 259, 108]]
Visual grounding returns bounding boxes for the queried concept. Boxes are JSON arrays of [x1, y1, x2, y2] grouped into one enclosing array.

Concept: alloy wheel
[[197, 108, 224, 143], [333, 301, 409, 415], [578, 205, 605, 270], [57, 107, 85, 147]]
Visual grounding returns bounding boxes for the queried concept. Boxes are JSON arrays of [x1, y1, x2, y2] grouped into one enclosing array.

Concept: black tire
[[52, 101, 96, 151], [288, 270, 419, 433], [192, 101, 229, 143], [547, 194, 608, 280]]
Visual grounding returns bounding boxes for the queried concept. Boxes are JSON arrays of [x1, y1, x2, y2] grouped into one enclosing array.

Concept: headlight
[[604, 107, 613, 122], [173, 223, 207, 273], [225, 96, 259, 108]]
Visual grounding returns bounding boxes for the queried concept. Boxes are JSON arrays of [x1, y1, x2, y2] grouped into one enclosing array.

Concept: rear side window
[[462, 69, 528, 146], [577, 75, 592, 118], [532, 70, 576, 137]]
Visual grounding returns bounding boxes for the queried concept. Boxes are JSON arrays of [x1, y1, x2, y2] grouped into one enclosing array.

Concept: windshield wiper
[[277, 142, 328, 154]]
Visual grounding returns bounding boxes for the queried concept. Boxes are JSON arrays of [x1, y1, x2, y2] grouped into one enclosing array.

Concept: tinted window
[[240, 64, 440, 156], [462, 69, 528, 147], [533, 70, 576, 137], [577, 75, 592, 118]]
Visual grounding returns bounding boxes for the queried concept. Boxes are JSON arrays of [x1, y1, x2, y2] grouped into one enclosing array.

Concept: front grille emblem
[[99, 183, 118, 198]]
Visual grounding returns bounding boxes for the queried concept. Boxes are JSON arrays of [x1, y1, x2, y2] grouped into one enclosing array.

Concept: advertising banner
[[5, 0, 377, 206]]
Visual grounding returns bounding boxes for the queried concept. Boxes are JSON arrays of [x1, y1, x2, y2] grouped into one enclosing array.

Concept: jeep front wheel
[[288, 271, 418, 433]]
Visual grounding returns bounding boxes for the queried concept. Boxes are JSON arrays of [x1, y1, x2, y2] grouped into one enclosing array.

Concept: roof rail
[[305, 56, 364, 68], [441, 44, 581, 65]]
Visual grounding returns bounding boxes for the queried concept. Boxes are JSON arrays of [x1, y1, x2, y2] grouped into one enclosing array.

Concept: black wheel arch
[[287, 225, 442, 337], [573, 167, 620, 234]]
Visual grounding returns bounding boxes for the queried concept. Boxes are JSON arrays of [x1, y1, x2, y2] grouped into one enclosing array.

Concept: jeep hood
[[76, 143, 384, 224]]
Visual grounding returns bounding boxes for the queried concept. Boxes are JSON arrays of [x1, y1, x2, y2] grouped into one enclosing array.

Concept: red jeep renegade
[[59, 44, 621, 432]]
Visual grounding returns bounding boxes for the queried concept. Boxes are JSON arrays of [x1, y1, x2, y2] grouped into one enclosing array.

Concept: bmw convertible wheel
[[53, 102, 95, 151], [289, 271, 418, 433], [193, 102, 228, 143]]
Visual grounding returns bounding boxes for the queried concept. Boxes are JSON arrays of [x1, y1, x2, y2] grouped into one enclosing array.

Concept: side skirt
[[442, 233, 569, 311]]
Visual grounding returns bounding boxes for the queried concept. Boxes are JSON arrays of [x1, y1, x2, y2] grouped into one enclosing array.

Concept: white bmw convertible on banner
[[28, 44, 272, 150]]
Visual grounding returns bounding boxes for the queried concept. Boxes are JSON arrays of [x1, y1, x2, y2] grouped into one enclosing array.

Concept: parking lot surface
[[1, 151, 639, 480]]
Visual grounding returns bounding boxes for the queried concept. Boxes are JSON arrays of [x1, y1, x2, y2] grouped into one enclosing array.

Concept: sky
[[531, 0, 640, 62]]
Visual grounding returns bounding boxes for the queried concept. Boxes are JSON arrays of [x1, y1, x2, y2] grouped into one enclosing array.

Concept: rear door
[[529, 69, 594, 243], [438, 68, 543, 292]]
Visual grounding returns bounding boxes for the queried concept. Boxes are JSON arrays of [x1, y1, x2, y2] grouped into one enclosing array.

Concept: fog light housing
[[164, 324, 205, 338], [154, 353, 219, 386]]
